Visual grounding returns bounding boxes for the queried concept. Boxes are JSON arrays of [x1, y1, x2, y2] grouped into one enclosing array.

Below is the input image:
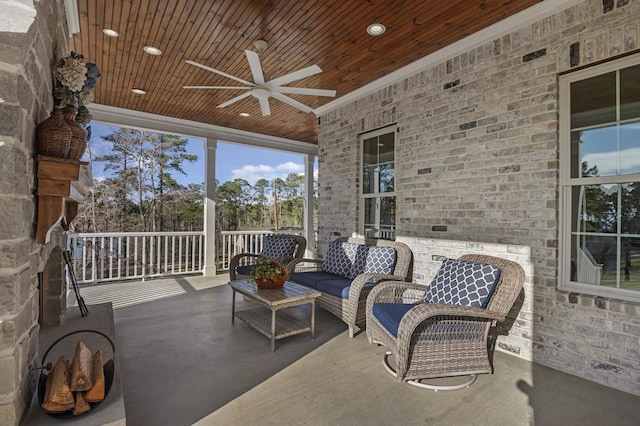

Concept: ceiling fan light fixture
[[239, 112, 250, 117], [143, 45, 162, 55], [132, 88, 147, 94], [367, 23, 386, 36], [103, 28, 119, 37]]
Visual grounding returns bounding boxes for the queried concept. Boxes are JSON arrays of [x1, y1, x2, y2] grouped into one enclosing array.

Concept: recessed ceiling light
[[103, 28, 119, 37], [132, 88, 146, 94], [239, 112, 250, 117], [367, 23, 386, 36], [143, 46, 162, 55]]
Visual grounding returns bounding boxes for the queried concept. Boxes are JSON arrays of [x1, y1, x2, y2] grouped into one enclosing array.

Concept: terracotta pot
[[255, 274, 287, 289]]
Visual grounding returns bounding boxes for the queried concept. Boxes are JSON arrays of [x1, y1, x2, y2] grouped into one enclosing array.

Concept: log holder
[[35, 329, 115, 418]]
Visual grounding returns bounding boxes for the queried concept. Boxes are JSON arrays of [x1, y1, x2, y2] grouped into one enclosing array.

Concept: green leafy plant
[[249, 257, 288, 282]]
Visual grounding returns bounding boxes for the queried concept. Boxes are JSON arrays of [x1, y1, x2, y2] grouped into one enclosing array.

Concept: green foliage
[[76, 128, 317, 233], [249, 257, 288, 281]]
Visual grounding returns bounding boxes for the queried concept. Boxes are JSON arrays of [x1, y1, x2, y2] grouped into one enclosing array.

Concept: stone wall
[[0, 0, 70, 424], [317, 0, 640, 395]]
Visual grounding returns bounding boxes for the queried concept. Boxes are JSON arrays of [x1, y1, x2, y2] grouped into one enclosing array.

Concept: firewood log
[[70, 341, 94, 391], [84, 350, 105, 403], [41, 356, 74, 413], [73, 391, 91, 416]]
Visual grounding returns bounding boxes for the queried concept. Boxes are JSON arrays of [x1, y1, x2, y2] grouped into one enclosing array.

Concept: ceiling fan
[[183, 40, 336, 116]]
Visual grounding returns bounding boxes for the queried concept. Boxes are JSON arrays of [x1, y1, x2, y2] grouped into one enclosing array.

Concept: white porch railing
[[67, 230, 305, 284], [68, 232, 205, 284]]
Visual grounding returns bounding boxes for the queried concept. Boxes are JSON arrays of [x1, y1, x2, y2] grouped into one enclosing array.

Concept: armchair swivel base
[[381, 350, 477, 391]]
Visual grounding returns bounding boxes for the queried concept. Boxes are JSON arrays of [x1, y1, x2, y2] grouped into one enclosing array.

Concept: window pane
[[619, 237, 640, 291], [570, 72, 616, 129], [572, 184, 618, 234], [570, 126, 617, 177], [571, 234, 610, 285], [363, 137, 378, 166], [378, 163, 394, 192], [620, 121, 640, 175], [363, 165, 374, 194], [378, 132, 394, 163], [620, 64, 640, 121], [621, 183, 640, 234], [364, 197, 396, 239]]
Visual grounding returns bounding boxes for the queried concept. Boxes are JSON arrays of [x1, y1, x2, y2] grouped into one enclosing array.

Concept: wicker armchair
[[366, 254, 525, 390], [229, 234, 306, 281], [289, 237, 413, 337]]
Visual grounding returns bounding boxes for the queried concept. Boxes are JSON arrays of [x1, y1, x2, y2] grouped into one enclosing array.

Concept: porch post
[[203, 138, 217, 276], [303, 154, 315, 257]]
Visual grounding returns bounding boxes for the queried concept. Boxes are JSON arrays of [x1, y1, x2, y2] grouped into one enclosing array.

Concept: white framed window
[[559, 54, 640, 302], [359, 125, 396, 240]]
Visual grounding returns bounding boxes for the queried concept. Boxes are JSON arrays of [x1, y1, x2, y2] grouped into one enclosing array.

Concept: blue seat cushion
[[424, 258, 501, 309], [235, 264, 255, 276], [315, 278, 353, 299], [372, 303, 414, 337], [289, 271, 341, 289]]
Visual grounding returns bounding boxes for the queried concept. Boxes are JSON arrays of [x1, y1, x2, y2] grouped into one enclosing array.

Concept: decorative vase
[[36, 109, 72, 158], [255, 274, 287, 289], [63, 106, 87, 160]]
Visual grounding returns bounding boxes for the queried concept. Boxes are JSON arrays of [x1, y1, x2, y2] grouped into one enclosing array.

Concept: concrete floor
[[74, 275, 640, 426]]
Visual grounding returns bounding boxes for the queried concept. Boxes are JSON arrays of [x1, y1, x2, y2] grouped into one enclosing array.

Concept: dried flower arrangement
[[53, 52, 100, 126]]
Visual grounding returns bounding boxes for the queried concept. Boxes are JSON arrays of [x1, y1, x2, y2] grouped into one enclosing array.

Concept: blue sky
[[87, 122, 316, 186]]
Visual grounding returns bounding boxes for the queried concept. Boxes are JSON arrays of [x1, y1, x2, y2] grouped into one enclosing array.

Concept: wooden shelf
[[36, 155, 92, 244]]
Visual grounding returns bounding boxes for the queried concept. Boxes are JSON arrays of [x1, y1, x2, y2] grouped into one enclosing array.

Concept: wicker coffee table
[[229, 279, 322, 352]]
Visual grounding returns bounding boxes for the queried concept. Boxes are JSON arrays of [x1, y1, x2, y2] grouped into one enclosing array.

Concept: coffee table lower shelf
[[235, 306, 312, 345]]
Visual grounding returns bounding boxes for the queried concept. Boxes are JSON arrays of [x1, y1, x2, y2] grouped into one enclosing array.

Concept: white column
[[203, 138, 217, 276], [303, 154, 315, 257]]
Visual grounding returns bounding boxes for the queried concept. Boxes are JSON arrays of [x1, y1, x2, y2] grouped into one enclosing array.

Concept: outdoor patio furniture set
[[229, 234, 525, 390]]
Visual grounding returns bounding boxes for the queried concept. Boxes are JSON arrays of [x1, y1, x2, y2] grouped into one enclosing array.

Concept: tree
[[75, 128, 201, 232]]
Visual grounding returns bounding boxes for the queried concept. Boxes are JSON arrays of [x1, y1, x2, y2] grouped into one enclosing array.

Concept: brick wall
[[317, 0, 640, 395], [0, 0, 70, 424]]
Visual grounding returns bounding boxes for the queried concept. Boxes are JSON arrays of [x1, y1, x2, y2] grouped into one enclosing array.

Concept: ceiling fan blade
[[270, 92, 313, 113], [245, 50, 265, 85], [258, 96, 271, 116], [271, 87, 336, 97], [183, 86, 252, 90], [185, 60, 255, 87], [218, 91, 252, 108], [267, 65, 322, 87]]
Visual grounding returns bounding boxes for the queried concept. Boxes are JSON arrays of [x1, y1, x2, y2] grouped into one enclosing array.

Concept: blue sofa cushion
[[364, 246, 397, 275], [424, 258, 501, 309], [289, 271, 339, 289], [262, 235, 297, 259], [322, 241, 359, 278], [372, 303, 414, 337], [315, 277, 353, 299]]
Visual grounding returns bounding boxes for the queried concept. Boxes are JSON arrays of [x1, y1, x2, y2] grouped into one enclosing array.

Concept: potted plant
[[249, 257, 289, 289]]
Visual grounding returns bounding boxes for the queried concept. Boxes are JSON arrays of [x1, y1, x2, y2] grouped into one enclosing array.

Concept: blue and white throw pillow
[[323, 241, 358, 278], [363, 246, 396, 275], [262, 236, 297, 260], [424, 258, 501, 308]]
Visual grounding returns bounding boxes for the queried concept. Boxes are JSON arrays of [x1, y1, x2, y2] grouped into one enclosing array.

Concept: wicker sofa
[[288, 237, 413, 337]]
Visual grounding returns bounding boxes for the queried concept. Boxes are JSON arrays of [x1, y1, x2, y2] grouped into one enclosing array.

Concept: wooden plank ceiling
[[72, 0, 542, 144]]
